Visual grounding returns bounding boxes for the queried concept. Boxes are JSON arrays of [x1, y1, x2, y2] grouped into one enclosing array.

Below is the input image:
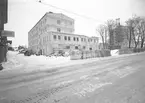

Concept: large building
[[28, 12, 99, 55]]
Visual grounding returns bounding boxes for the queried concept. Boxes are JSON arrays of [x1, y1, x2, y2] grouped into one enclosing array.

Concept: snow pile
[[2, 51, 23, 70], [111, 49, 119, 56], [21, 55, 71, 71], [1, 51, 101, 73], [1, 51, 139, 73]]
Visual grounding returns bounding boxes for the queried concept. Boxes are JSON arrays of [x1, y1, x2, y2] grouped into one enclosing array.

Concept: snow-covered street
[[0, 51, 145, 103]]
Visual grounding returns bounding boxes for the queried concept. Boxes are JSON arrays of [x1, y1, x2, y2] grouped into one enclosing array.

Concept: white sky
[[5, 0, 145, 46]]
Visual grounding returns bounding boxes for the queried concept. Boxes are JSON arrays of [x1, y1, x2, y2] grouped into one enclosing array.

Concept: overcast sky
[[5, 0, 145, 46]]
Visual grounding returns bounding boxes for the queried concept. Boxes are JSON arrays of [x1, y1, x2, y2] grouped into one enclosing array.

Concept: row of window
[[57, 20, 73, 25], [65, 46, 93, 50], [53, 35, 97, 43]]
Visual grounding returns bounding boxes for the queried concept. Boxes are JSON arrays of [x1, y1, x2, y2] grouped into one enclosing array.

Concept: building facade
[[28, 12, 99, 55]]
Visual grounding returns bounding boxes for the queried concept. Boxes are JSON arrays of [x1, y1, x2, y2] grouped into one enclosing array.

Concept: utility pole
[[0, 0, 8, 70]]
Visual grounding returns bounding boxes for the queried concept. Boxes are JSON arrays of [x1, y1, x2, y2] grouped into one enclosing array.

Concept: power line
[[37, 0, 103, 23]]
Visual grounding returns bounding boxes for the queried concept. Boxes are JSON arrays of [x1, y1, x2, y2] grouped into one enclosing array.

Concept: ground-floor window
[[75, 46, 78, 49], [89, 48, 92, 50]]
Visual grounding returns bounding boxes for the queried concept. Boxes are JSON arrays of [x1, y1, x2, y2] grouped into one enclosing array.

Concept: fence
[[70, 49, 111, 60], [119, 48, 145, 55]]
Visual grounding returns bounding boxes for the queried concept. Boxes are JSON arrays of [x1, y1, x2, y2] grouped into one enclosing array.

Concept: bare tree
[[106, 19, 116, 49], [137, 18, 145, 48], [125, 19, 134, 48], [126, 16, 141, 49], [133, 16, 142, 48], [97, 24, 107, 49]]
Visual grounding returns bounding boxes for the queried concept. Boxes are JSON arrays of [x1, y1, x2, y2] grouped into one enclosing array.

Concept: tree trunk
[[134, 37, 140, 49], [129, 29, 132, 48], [141, 39, 144, 48], [102, 36, 105, 49], [135, 43, 138, 48], [109, 30, 114, 50]]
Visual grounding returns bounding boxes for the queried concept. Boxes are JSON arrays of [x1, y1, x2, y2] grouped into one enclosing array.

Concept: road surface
[[0, 52, 145, 103]]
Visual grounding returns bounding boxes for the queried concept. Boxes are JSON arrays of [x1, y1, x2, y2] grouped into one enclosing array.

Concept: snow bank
[[2, 51, 23, 70], [0, 51, 101, 73], [21, 55, 71, 71], [22, 55, 70, 66], [1, 51, 138, 73]]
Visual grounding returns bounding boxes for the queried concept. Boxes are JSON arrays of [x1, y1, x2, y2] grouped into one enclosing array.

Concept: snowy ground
[[2, 51, 70, 71], [1, 50, 134, 72], [0, 51, 144, 103]]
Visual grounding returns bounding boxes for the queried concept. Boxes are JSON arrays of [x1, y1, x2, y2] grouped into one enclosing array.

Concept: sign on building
[[1, 30, 15, 37]]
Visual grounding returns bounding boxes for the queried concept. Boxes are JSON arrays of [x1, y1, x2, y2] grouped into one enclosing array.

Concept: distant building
[[28, 12, 99, 55], [109, 18, 130, 49]]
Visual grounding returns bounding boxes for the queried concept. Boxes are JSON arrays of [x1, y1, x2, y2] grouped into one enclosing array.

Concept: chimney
[[49, 11, 53, 13]]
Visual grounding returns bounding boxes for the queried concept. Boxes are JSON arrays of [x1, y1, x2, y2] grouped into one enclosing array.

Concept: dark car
[[19, 49, 26, 54], [24, 50, 35, 56]]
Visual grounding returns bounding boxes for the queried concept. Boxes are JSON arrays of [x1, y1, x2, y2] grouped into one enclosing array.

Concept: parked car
[[24, 50, 35, 56], [8, 46, 14, 51], [19, 49, 26, 54]]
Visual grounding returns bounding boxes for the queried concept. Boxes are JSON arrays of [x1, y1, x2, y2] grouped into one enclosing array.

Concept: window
[[90, 48, 92, 50], [77, 37, 79, 41], [68, 36, 71, 41], [73, 37, 76, 41], [84, 38, 86, 42], [57, 28, 61, 32], [53, 35, 57, 40], [58, 35, 61, 40], [64, 36, 67, 40], [90, 39, 92, 42], [75, 46, 78, 49], [69, 22, 72, 25], [57, 20, 61, 24], [81, 38, 83, 42], [83, 46, 86, 49], [66, 46, 70, 49], [88, 39, 90, 42], [94, 40, 96, 43]]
